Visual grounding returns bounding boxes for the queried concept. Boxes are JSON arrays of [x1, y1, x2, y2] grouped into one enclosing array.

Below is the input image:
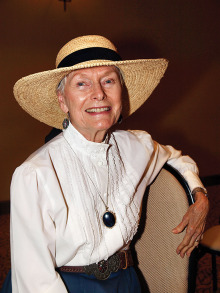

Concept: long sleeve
[[128, 130, 204, 191], [10, 163, 68, 293], [160, 143, 204, 191]]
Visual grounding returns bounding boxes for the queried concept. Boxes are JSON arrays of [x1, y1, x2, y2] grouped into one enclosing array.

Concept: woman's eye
[[104, 79, 114, 85], [77, 82, 85, 87]]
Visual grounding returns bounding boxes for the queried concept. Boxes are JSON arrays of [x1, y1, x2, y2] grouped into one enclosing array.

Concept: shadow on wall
[[116, 36, 214, 129], [116, 36, 162, 59]]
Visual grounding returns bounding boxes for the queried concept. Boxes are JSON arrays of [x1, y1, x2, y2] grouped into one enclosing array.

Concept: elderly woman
[[4, 35, 208, 293]]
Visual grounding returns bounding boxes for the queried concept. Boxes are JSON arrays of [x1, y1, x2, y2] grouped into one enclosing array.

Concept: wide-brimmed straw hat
[[13, 35, 168, 129]]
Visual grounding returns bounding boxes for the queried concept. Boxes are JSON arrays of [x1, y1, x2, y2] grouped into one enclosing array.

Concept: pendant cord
[[64, 131, 117, 228], [67, 144, 110, 211]]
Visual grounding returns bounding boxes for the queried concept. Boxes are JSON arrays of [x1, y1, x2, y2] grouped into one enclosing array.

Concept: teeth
[[86, 107, 110, 113]]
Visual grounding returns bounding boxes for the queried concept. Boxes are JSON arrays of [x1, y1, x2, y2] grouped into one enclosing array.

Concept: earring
[[62, 112, 70, 129], [118, 114, 123, 124], [62, 118, 69, 129]]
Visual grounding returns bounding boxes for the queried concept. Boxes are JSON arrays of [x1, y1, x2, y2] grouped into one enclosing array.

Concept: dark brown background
[[1, 0, 220, 201]]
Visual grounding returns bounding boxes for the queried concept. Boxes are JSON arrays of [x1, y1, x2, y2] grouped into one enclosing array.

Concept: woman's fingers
[[173, 194, 209, 257]]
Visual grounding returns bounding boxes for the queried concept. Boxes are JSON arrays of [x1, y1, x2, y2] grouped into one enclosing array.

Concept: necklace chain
[[70, 145, 111, 211], [64, 131, 118, 228]]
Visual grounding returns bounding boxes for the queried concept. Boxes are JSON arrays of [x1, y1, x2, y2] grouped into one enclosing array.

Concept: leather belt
[[58, 250, 133, 280]]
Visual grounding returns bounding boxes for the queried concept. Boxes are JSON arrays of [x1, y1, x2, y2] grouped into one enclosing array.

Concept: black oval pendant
[[103, 211, 116, 228]]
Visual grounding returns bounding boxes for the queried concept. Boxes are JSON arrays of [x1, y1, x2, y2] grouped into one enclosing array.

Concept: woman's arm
[[10, 163, 68, 293]]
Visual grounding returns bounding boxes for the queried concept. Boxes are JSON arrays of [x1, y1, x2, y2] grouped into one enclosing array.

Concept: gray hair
[[56, 66, 124, 96], [56, 75, 67, 95]]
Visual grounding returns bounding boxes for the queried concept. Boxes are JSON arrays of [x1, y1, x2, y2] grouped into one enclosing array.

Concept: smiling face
[[58, 66, 123, 142]]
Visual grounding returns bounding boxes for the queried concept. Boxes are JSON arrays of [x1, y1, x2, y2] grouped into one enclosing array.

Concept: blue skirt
[[1, 267, 141, 293], [0, 270, 12, 293]]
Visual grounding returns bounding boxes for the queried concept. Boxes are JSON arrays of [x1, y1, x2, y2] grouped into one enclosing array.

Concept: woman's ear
[[57, 92, 69, 114]]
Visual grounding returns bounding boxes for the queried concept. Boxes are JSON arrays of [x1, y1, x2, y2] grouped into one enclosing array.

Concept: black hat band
[[57, 47, 122, 68]]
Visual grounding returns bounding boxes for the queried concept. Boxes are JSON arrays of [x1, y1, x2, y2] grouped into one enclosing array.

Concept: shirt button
[[98, 161, 103, 166], [100, 147, 104, 152]]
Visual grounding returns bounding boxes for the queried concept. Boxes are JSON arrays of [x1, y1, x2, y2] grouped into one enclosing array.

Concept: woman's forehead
[[68, 65, 119, 79]]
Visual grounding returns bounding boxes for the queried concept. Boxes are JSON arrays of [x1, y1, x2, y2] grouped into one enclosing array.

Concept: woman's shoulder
[[112, 130, 155, 166], [113, 129, 154, 148], [15, 132, 65, 172]]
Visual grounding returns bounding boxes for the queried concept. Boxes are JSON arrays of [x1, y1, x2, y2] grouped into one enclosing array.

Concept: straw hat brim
[[13, 58, 168, 129]]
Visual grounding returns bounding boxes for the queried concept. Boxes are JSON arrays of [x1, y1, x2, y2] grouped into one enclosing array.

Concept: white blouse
[[10, 123, 204, 293]]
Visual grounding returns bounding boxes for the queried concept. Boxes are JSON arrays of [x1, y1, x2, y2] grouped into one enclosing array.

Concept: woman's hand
[[172, 192, 209, 258]]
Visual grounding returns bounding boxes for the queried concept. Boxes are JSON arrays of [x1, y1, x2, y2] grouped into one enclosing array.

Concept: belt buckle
[[84, 253, 120, 280], [121, 250, 128, 269]]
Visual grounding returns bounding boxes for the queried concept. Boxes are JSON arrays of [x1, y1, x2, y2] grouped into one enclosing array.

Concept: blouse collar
[[63, 123, 111, 156]]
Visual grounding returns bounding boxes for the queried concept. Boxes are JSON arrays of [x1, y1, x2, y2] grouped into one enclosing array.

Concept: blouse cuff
[[183, 170, 205, 192], [45, 274, 68, 293]]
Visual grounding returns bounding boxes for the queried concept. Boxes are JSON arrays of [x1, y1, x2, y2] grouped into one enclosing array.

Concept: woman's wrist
[[192, 187, 208, 202]]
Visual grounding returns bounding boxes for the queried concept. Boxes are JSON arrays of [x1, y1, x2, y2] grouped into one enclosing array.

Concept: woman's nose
[[92, 83, 106, 101]]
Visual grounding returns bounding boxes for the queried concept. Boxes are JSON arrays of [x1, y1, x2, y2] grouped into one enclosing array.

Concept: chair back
[[134, 164, 194, 293]]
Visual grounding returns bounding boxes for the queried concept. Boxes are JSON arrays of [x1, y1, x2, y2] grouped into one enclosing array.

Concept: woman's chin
[[93, 119, 116, 131]]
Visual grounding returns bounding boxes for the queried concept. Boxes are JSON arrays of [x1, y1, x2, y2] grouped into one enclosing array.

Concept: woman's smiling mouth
[[85, 107, 111, 113]]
